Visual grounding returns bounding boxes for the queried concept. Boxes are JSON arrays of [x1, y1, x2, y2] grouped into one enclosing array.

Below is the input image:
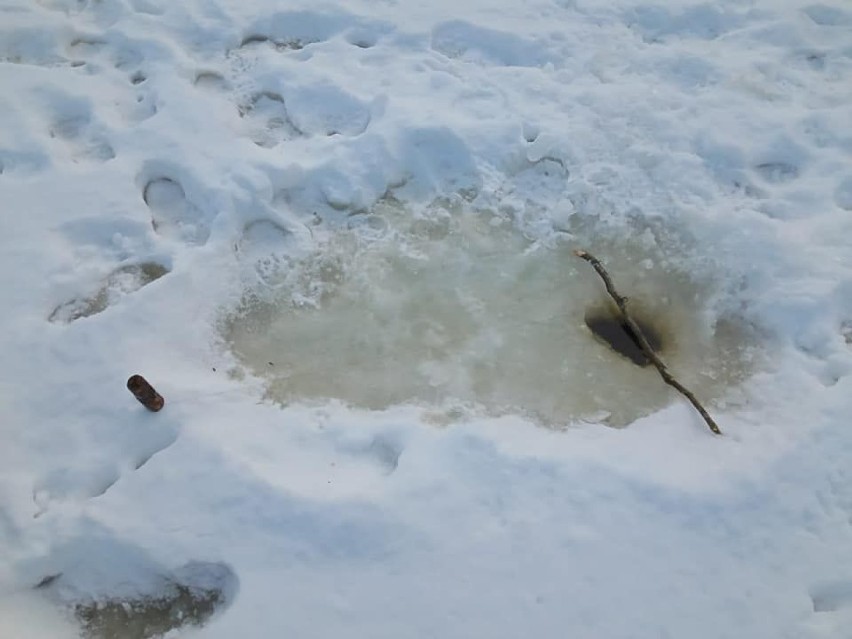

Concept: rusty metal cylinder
[[127, 374, 165, 412]]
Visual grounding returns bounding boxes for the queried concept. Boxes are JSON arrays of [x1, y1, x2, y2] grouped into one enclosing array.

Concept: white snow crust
[[2, 0, 852, 637]]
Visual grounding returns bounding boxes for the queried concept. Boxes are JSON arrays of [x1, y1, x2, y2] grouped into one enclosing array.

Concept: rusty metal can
[[127, 375, 165, 412]]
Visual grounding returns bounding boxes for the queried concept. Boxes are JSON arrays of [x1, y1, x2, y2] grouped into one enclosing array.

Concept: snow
[[1, 0, 852, 637]]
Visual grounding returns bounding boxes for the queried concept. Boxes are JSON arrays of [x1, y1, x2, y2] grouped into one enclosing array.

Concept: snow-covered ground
[[2, 0, 852, 637]]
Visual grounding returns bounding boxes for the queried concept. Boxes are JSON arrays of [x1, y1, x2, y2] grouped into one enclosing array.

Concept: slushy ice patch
[[38, 562, 236, 639], [225, 200, 757, 426]]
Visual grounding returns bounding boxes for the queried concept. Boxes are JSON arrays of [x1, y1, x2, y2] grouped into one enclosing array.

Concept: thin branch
[[574, 249, 722, 436]]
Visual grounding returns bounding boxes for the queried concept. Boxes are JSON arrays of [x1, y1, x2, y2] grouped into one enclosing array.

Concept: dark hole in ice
[[584, 308, 663, 367]]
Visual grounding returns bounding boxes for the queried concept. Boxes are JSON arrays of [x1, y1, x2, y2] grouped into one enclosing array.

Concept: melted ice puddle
[[225, 200, 757, 427]]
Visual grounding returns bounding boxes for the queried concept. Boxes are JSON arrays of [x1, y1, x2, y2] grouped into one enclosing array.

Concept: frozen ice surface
[[227, 199, 757, 427]]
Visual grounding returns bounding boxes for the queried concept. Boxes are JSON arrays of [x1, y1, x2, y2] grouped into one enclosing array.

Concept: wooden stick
[[574, 250, 722, 435]]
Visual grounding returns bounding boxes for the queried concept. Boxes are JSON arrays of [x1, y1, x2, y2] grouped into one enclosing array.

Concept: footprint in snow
[[222, 13, 378, 145], [225, 9, 365, 84], [345, 27, 382, 49], [803, 5, 852, 27], [32, 411, 179, 516], [0, 148, 50, 176], [753, 161, 800, 184], [238, 91, 302, 147], [235, 10, 366, 53], [194, 71, 230, 92], [810, 579, 852, 613], [237, 16, 386, 52], [64, 35, 157, 123], [842, 321, 852, 346], [34, 535, 237, 639], [49, 262, 168, 323], [284, 83, 371, 138], [623, 4, 748, 43], [35, 0, 90, 13], [143, 176, 211, 245], [235, 85, 370, 147], [238, 33, 312, 52], [431, 20, 554, 67], [236, 218, 309, 288], [48, 111, 115, 164], [751, 136, 808, 186], [33, 465, 122, 516], [0, 24, 70, 68], [129, 0, 165, 16], [72, 564, 234, 639], [331, 432, 405, 478], [365, 435, 403, 475], [834, 177, 852, 211]]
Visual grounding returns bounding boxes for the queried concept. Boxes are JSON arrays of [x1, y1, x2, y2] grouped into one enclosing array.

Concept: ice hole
[[584, 307, 663, 367], [224, 199, 757, 427]]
